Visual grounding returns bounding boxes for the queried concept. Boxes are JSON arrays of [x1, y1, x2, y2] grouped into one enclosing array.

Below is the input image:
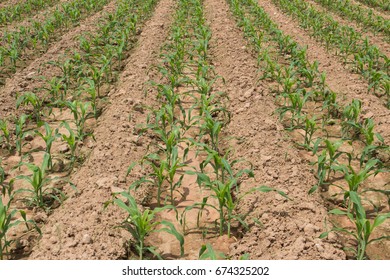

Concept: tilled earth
[[0, 0, 389, 260]]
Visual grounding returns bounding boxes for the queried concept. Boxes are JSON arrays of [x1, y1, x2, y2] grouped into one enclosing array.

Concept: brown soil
[[203, 0, 345, 260], [0, 0, 388, 261], [29, 0, 176, 260]]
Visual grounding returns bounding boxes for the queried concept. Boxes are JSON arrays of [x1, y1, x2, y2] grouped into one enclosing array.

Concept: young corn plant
[[322, 191, 390, 260], [301, 115, 319, 150], [359, 118, 382, 146], [322, 90, 340, 120], [276, 90, 310, 129], [310, 139, 344, 194], [65, 100, 92, 141], [16, 92, 44, 123], [188, 146, 288, 237], [0, 183, 38, 260], [82, 78, 101, 120], [60, 121, 78, 168], [0, 119, 12, 151], [332, 158, 383, 201], [42, 77, 67, 104], [341, 99, 362, 139], [15, 153, 58, 210], [34, 123, 61, 170], [14, 114, 29, 157], [113, 192, 184, 259]]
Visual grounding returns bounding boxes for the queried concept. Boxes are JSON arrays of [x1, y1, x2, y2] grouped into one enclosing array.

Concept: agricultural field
[[0, 0, 389, 260]]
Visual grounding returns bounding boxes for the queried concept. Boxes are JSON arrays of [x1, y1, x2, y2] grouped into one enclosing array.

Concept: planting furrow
[[1, 0, 161, 260], [111, 0, 289, 260], [270, 0, 390, 106], [204, 0, 346, 260], [0, 0, 117, 119], [139, 0, 234, 259], [28, 0, 173, 260], [225, 0, 390, 259], [256, 0, 390, 145]]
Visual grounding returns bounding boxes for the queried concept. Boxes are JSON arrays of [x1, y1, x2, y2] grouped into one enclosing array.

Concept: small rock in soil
[[111, 186, 125, 194], [26, 72, 36, 80], [33, 212, 48, 223], [24, 134, 34, 141], [82, 234, 93, 244], [52, 158, 65, 172], [133, 102, 144, 113], [49, 236, 58, 244], [58, 144, 70, 154]]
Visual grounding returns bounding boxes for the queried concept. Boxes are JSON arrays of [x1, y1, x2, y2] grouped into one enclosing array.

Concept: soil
[[29, 0, 176, 260], [202, 0, 346, 260], [1, 0, 389, 260]]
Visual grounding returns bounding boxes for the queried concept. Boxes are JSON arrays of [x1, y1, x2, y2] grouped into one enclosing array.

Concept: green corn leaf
[[159, 220, 184, 256]]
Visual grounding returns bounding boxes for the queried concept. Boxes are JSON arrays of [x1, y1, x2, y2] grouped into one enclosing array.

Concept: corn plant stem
[[0, 237, 3, 260]]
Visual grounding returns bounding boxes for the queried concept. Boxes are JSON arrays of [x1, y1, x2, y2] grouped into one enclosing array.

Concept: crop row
[[113, 0, 287, 260], [227, 0, 390, 260], [356, 0, 389, 12], [0, 0, 57, 26], [0, 0, 159, 260], [312, 0, 389, 39], [271, 0, 389, 107], [0, 0, 110, 77]]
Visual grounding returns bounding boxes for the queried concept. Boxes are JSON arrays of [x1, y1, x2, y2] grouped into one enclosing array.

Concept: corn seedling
[[15, 153, 60, 210], [189, 154, 288, 237], [332, 159, 383, 200], [14, 114, 29, 157], [34, 123, 61, 170], [322, 191, 390, 259], [113, 192, 184, 259], [341, 99, 362, 139], [302, 115, 319, 150], [198, 243, 226, 260], [0, 182, 38, 260], [60, 121, 78, 167], [16, 92, 44, 123], [65, 100, 92, 141], [310, 139, 344, 194], [0, 119, 12, 151], [276, 90, 310, 129]]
